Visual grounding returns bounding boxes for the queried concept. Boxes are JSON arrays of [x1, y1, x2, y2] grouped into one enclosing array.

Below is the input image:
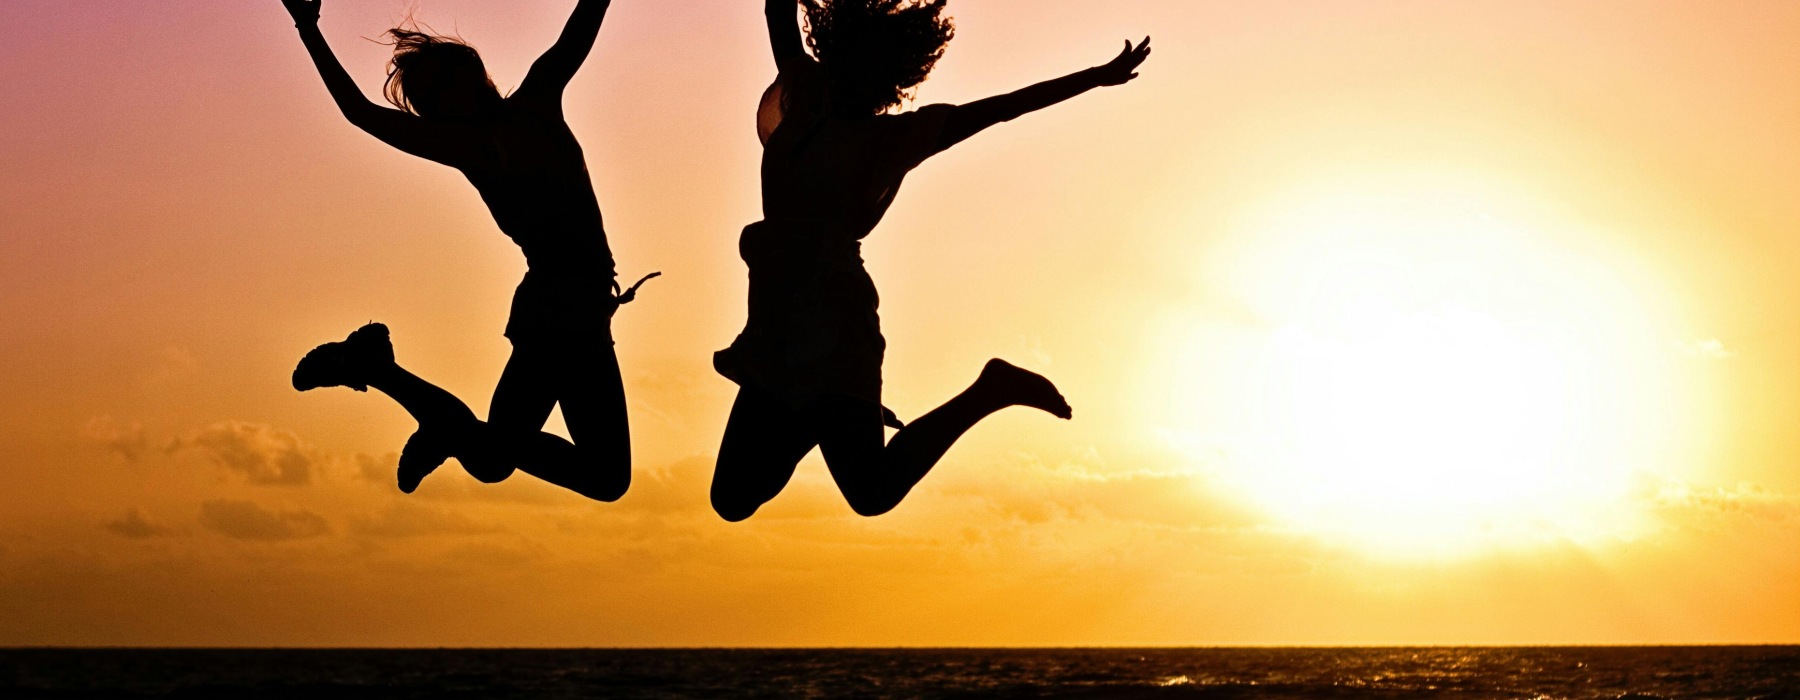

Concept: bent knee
[[562, 445, 629, 501], [573, 470, 630, 503], [711, 490, 767, 523], [714, 504, 757, 523], [709, 482, 781, 521], [461, 458, 516, 485], [843, 492, 900, 518]]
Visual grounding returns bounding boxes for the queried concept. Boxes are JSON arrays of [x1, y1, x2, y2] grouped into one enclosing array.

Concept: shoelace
[[614, 271, 662, 305]]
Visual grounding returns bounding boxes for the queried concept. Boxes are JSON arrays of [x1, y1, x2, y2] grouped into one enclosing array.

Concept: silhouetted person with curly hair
[[279, 0, 654, 501], [711, 0, 1151, 520]]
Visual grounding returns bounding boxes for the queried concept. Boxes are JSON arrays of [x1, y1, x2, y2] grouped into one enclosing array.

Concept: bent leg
[[812, 390, 981, 518], [295, 322, 478, 428], [488, 341, 626, 501], [365, 363, 508, 491], [295, 323, 511, 490], [368, 364, 479, 427], [816, 359, 1072, 517], [711, 388, 817, 522], [529, 337, 632, 502]]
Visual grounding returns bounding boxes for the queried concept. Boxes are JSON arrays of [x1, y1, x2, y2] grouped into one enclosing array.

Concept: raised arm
[[766, 0, 807, 66], [281, 0, 479, 168], [936, 37, 1152, 152], [515, 0, 613, 105]]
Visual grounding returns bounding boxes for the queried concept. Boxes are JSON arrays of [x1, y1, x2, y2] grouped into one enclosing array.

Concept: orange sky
[[5, 0, 1800, 646]]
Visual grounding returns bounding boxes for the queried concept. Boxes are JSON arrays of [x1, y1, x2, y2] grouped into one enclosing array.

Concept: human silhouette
[[280, 0, 653, 501], [710, 0, 1151, 520]]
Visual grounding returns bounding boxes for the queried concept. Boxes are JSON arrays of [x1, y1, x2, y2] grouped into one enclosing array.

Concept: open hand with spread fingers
[[1092, 37, 1152, 86]]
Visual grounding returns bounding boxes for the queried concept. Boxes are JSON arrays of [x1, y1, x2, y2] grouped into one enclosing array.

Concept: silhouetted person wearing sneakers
[[282, 0, 653, 500], [709, 0, 1151, 520]]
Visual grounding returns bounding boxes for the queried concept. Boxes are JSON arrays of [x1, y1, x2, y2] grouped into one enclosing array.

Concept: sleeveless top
[[463, 101, 615, 278], [459, 101, 620, 343], [715, 59, 955, 405]]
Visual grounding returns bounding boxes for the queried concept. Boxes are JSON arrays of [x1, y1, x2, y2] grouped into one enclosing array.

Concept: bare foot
[[977, 359, 1073, 419]]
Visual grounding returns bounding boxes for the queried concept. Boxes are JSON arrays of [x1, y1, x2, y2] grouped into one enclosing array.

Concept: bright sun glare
[[1168, 176, 1687, 559]]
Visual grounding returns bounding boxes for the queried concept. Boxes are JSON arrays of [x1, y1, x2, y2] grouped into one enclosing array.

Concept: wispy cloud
[[199, 500, 330, 541], [349, 502, 504, 538], [103, 509, 173, 539], [1677, 338, 1737, 360], [169, 422, 317, 486], [1654, 481, 1800, 523], [84, 416, 147, 462], [353, 452, 399, 484], [1017, 335, 1054, 368], [441, 540, 549, 568], [136, 346, 199, 389]]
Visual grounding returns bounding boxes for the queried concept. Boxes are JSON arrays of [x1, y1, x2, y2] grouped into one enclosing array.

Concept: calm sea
[[3, 647, 1799, 699]]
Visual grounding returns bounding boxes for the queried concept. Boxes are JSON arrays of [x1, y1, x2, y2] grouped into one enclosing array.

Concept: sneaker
[[291, 323, 395, 392], [397, 427, 453, 494]]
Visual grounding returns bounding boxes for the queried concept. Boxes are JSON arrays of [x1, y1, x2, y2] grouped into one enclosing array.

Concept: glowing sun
[[1172, 178, 1687, 558]]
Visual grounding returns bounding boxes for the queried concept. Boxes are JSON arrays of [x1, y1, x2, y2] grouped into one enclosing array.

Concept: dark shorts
[[714, 220, 884, 407], [504, 270, 619, 348]]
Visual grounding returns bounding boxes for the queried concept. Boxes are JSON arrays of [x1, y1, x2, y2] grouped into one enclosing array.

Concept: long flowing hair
[[381, 28, 501, 117], [800, 0, 955, 116]]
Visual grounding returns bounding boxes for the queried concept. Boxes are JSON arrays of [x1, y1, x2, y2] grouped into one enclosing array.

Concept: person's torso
[[756, 67, 923, 241], [760, 119, 906, 240], [463, 102, 613, 276]]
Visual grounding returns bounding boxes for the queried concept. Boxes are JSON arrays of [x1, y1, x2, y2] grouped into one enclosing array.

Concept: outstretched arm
[[936, 37, 1152, 152], [766, 0, 807, 66], [281, 0, 479, 168], [515, 0, 613, 105]]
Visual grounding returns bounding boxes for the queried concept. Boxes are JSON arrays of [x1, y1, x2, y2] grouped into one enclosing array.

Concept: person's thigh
[[811, 394, 896, 516], [489, 343, 560, 432], [550, 335, 629, 459], [712, 388, 817, 522]]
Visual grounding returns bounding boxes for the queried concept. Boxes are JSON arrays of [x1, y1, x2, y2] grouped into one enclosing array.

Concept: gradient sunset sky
[[5, 0, 1800, 646]]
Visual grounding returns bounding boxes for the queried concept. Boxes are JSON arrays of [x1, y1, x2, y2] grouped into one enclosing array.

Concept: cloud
[[1017, 335, 1054, 368], [933, 450, 1264, 530], [137, 346, 199, 388], [442, 540, 548, 567], [103, 509, 172, 539], [354, 452, 399, 484], [623, 456, 716, 515], [170, 422, 317, 486], [349, 502, 503, 538], [1654, 481, 1800, 523], [352, 449, 580, 507], [407, 470, 576, 508], [199, 500, 330, 541], [1677, 338, 1736, 360], [85, 416, 148, 462]]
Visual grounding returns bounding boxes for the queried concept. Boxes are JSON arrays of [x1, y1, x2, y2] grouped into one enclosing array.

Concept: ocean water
[[3, 647, 1799, 699]]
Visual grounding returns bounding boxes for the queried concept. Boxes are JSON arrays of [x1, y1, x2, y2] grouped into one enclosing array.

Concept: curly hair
[[801, 0, 955, 117], [381, 29, 501, 117]]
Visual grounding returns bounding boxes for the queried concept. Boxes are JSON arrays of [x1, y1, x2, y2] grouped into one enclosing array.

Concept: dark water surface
[[4, 647, 1799, 699]]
